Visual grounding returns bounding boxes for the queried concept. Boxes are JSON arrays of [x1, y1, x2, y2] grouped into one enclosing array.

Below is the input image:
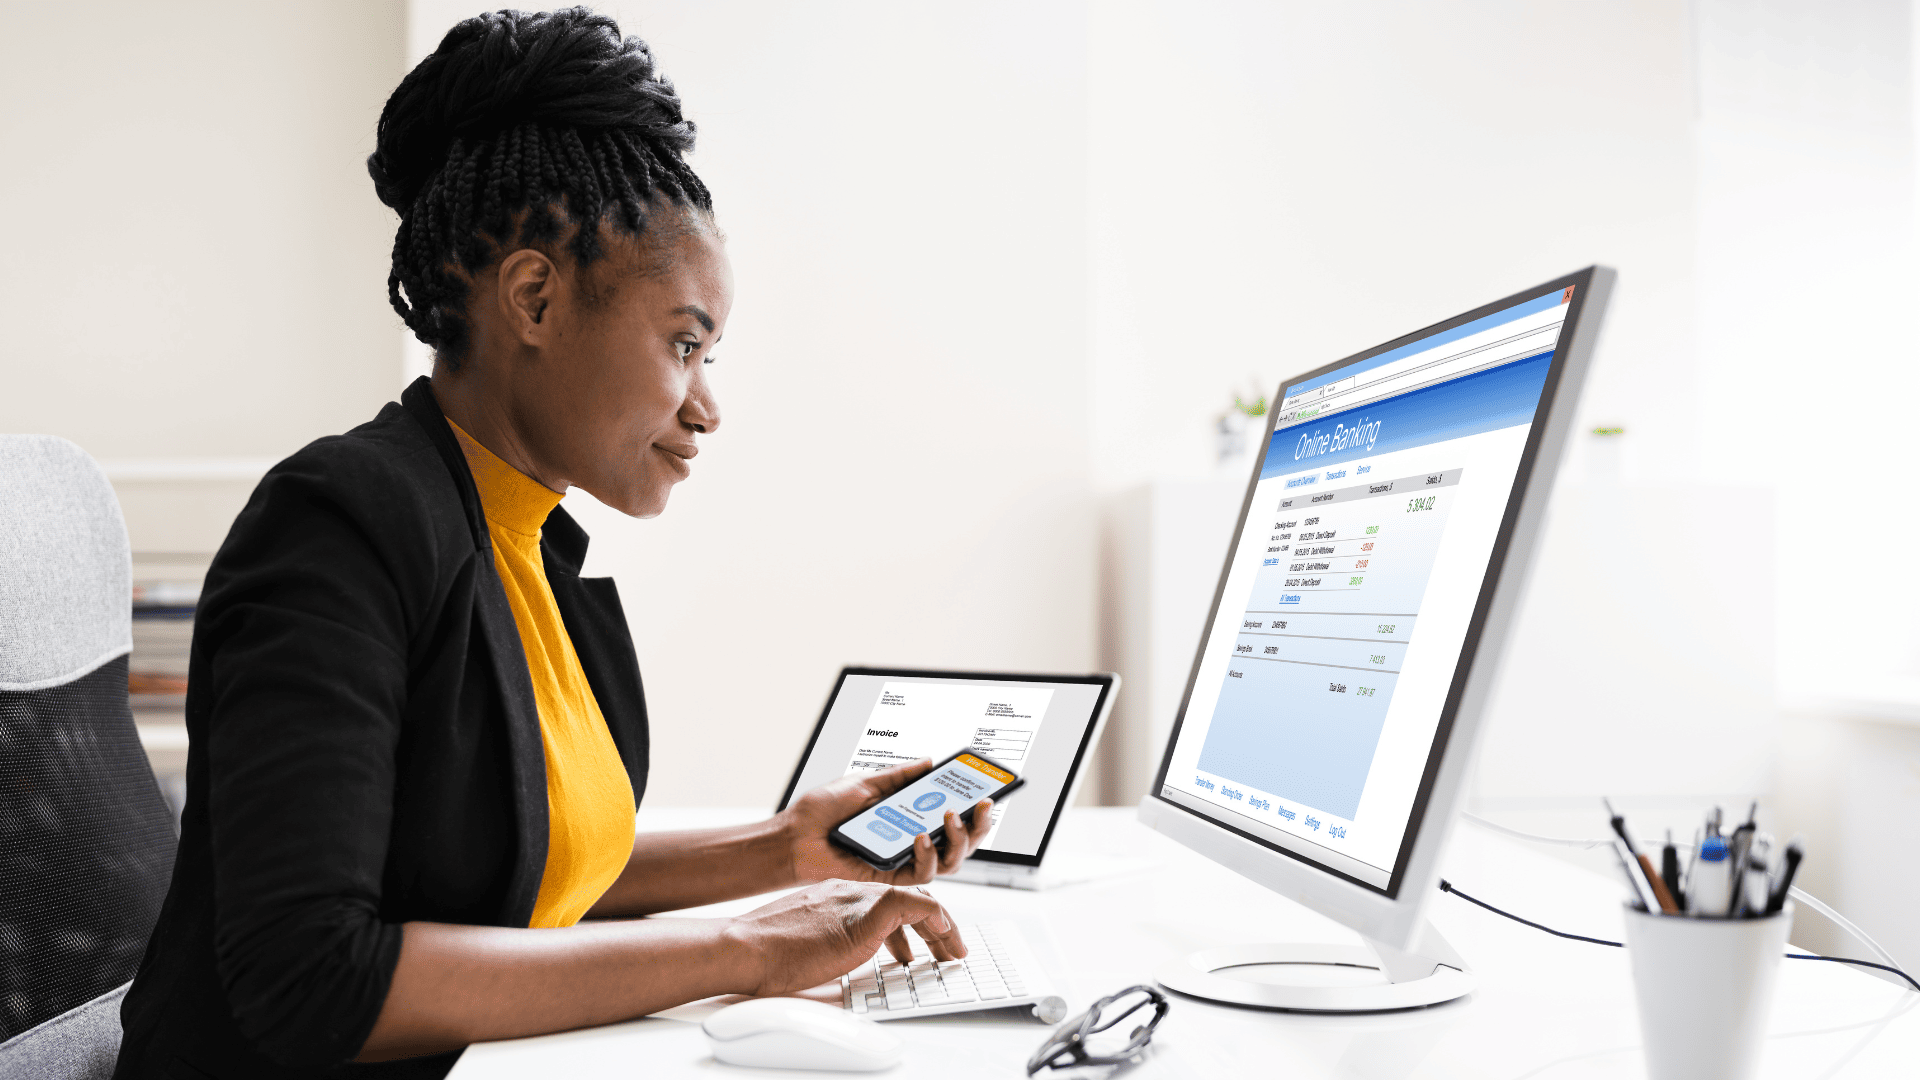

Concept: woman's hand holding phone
[[723, 880, 966, 996], [780, 758, 992, 886]]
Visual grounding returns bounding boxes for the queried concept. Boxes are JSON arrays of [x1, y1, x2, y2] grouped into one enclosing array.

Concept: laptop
[[777, 667, 1119, 890]]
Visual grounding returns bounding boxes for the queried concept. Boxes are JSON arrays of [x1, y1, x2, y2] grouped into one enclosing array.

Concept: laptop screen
[[780, 669, 1114, 865]]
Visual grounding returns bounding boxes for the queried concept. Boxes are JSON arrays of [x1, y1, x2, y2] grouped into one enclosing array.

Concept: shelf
[[98, 458, 275, 482]]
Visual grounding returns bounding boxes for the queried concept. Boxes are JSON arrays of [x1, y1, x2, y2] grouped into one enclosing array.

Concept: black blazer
[[115, 379, 650, 1080]]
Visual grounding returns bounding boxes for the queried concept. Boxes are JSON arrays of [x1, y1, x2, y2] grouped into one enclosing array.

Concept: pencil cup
[[1622, 902, 1792, 1080]]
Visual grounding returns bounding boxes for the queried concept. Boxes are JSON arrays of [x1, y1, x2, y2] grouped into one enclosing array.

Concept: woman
[[115, 10, 992, 1077]]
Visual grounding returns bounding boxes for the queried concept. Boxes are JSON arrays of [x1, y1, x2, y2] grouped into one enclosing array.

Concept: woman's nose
[[683, 375, 720, 435]]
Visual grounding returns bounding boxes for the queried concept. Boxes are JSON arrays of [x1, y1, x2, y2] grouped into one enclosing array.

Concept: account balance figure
[[113, 10, 992, 1078]]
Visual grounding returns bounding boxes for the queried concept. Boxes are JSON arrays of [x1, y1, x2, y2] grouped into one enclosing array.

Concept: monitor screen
[[1154, 283, 1580, 894], [781, 670, 1113, 864]]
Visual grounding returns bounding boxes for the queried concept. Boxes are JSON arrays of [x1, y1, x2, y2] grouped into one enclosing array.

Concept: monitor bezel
[[777, 666, 1118, 867], [1141, 266, 1613, 948]]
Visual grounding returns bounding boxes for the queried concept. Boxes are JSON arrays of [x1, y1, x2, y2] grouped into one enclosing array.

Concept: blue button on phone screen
[[867, 820, 903, 842], [913, 791, 947, 812]]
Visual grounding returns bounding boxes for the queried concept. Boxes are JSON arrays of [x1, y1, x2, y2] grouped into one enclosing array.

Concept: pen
[[1766, 838, 1803, 915], [1661, 831, 1685, 913], [1747, 834, 1775, 917], [1725, 810, 1756, 918], [1604, 799, 1677, 914], [1679, 826, 1701, 909], [1690, 834, 1731, 917], [1611, 837, 1662, 912]]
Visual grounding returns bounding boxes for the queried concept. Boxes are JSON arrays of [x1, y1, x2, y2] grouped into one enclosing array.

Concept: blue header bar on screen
[[1284, 288, 1570, 399], [1261, 350, 1553, 481]]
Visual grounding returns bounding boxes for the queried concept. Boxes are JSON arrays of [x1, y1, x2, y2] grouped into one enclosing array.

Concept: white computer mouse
[[702, 997, 904, 1072]]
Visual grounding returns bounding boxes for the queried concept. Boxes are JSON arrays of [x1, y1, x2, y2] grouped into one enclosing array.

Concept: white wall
[[1085, 0, 1716, 804], [1692, 0, 1920, 965], [1087, 0, 1700, 491], [0, 0, 405, 554], [408, 1, 1099, 806], [1694, 0, 1918, 691]]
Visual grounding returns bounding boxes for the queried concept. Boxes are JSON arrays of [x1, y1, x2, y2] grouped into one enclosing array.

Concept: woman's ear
[[496, 249, 557, 345]]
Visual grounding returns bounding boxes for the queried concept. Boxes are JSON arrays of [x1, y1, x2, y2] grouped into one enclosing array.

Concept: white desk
[[449, 807, 1917, 1078]]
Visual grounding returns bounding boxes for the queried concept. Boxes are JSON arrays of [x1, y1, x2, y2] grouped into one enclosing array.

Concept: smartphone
[[829, 751, 1025, 872]]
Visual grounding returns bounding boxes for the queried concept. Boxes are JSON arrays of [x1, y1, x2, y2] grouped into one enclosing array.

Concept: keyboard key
[[850, 994, 868, 1014]]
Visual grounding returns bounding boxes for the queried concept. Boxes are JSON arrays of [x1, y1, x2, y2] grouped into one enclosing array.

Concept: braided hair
[[368, 7, 713, 368]]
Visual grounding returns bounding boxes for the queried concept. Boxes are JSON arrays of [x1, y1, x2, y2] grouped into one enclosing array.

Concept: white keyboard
[[839, 921, 1066, 1023]]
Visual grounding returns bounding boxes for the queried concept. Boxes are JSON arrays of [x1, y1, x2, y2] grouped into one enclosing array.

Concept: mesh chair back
[[0, 435, 177, 1068]]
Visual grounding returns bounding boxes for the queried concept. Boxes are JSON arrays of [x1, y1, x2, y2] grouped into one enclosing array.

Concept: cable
[[1458, 811, 1613, 848], [1784, 954, 1920, 991], [1437, 879, 1920, 994], [1786, 886, 1903, 973], [1436, 879, 1621, 947], [1458, 811, 1908, 974]]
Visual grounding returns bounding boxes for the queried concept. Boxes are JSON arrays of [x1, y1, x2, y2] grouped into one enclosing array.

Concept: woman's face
[[486, 217, 734, 519]]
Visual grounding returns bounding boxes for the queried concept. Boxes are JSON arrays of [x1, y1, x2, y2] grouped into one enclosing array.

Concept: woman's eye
[[675, 341, 697, 361]]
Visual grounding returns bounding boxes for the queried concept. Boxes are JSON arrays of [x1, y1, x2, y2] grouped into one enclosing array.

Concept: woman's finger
[[882, 923, 915, 965], [969, 800, 993, 845], [906, 891, 962, 961], [865, 758, 933, 799], [938, 811, 968, 874], [897, 887, 967, 961], [901, 832, 936, 885]]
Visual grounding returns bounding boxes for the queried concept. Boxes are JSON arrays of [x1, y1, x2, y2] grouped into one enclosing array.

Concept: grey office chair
[[0, 435, 177, 1078]]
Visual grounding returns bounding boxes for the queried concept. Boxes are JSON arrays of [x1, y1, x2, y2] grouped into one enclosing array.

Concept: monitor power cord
[[1448, 813, 1919, 994], [1436, 879, 1918, 993]]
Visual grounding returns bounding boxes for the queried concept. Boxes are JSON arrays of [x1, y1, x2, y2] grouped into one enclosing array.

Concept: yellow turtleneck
[[449, 420, 636, 928]]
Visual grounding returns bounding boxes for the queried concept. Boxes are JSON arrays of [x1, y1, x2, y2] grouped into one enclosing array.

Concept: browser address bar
[[1282, 320, 1564, 424]]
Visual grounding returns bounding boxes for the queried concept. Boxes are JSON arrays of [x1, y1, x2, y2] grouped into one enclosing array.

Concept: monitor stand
[[1155, 920, 1472, 1012]]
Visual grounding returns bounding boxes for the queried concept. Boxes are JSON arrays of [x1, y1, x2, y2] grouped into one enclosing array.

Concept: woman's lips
[[655, 443, 694, 479]]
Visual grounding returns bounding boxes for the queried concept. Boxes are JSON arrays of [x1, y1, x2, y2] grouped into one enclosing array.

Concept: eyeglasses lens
[[1029, 986, 1167, 1074]]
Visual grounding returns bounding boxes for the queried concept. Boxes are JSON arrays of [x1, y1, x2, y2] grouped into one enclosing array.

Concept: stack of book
[[130, 579, 198, 708]]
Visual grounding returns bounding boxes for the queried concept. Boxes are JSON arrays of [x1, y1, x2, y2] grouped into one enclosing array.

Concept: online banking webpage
[[786, 674, 1107, 858], [1160, 286, 1575, 890]]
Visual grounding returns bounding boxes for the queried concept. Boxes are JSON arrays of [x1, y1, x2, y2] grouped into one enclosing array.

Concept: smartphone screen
[[833, 752, 1019, 863]]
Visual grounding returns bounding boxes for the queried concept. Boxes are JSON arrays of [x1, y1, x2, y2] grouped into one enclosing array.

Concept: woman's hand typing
[[724, 880, 967, 997]]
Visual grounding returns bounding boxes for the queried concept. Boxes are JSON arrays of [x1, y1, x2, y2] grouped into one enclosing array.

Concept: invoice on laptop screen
[[783, 673, 1108, 859], [1159, 285, 1577, 891]]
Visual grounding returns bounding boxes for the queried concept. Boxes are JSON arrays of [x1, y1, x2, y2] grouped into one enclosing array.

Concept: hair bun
[[369, 6, 696, 212]]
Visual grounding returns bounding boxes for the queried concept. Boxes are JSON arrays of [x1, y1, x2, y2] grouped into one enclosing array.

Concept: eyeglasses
[[1026, 985, 1170, 1075]]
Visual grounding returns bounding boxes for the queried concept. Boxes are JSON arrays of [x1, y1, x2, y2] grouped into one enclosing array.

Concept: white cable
[[1458, 811, 1906, 974], [1788, 886, 1903, 972], [1459, 811, 1612, 848]]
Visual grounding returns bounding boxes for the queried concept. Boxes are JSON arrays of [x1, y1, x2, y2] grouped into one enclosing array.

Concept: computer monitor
[[1138, 267, 1614, 1011]]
